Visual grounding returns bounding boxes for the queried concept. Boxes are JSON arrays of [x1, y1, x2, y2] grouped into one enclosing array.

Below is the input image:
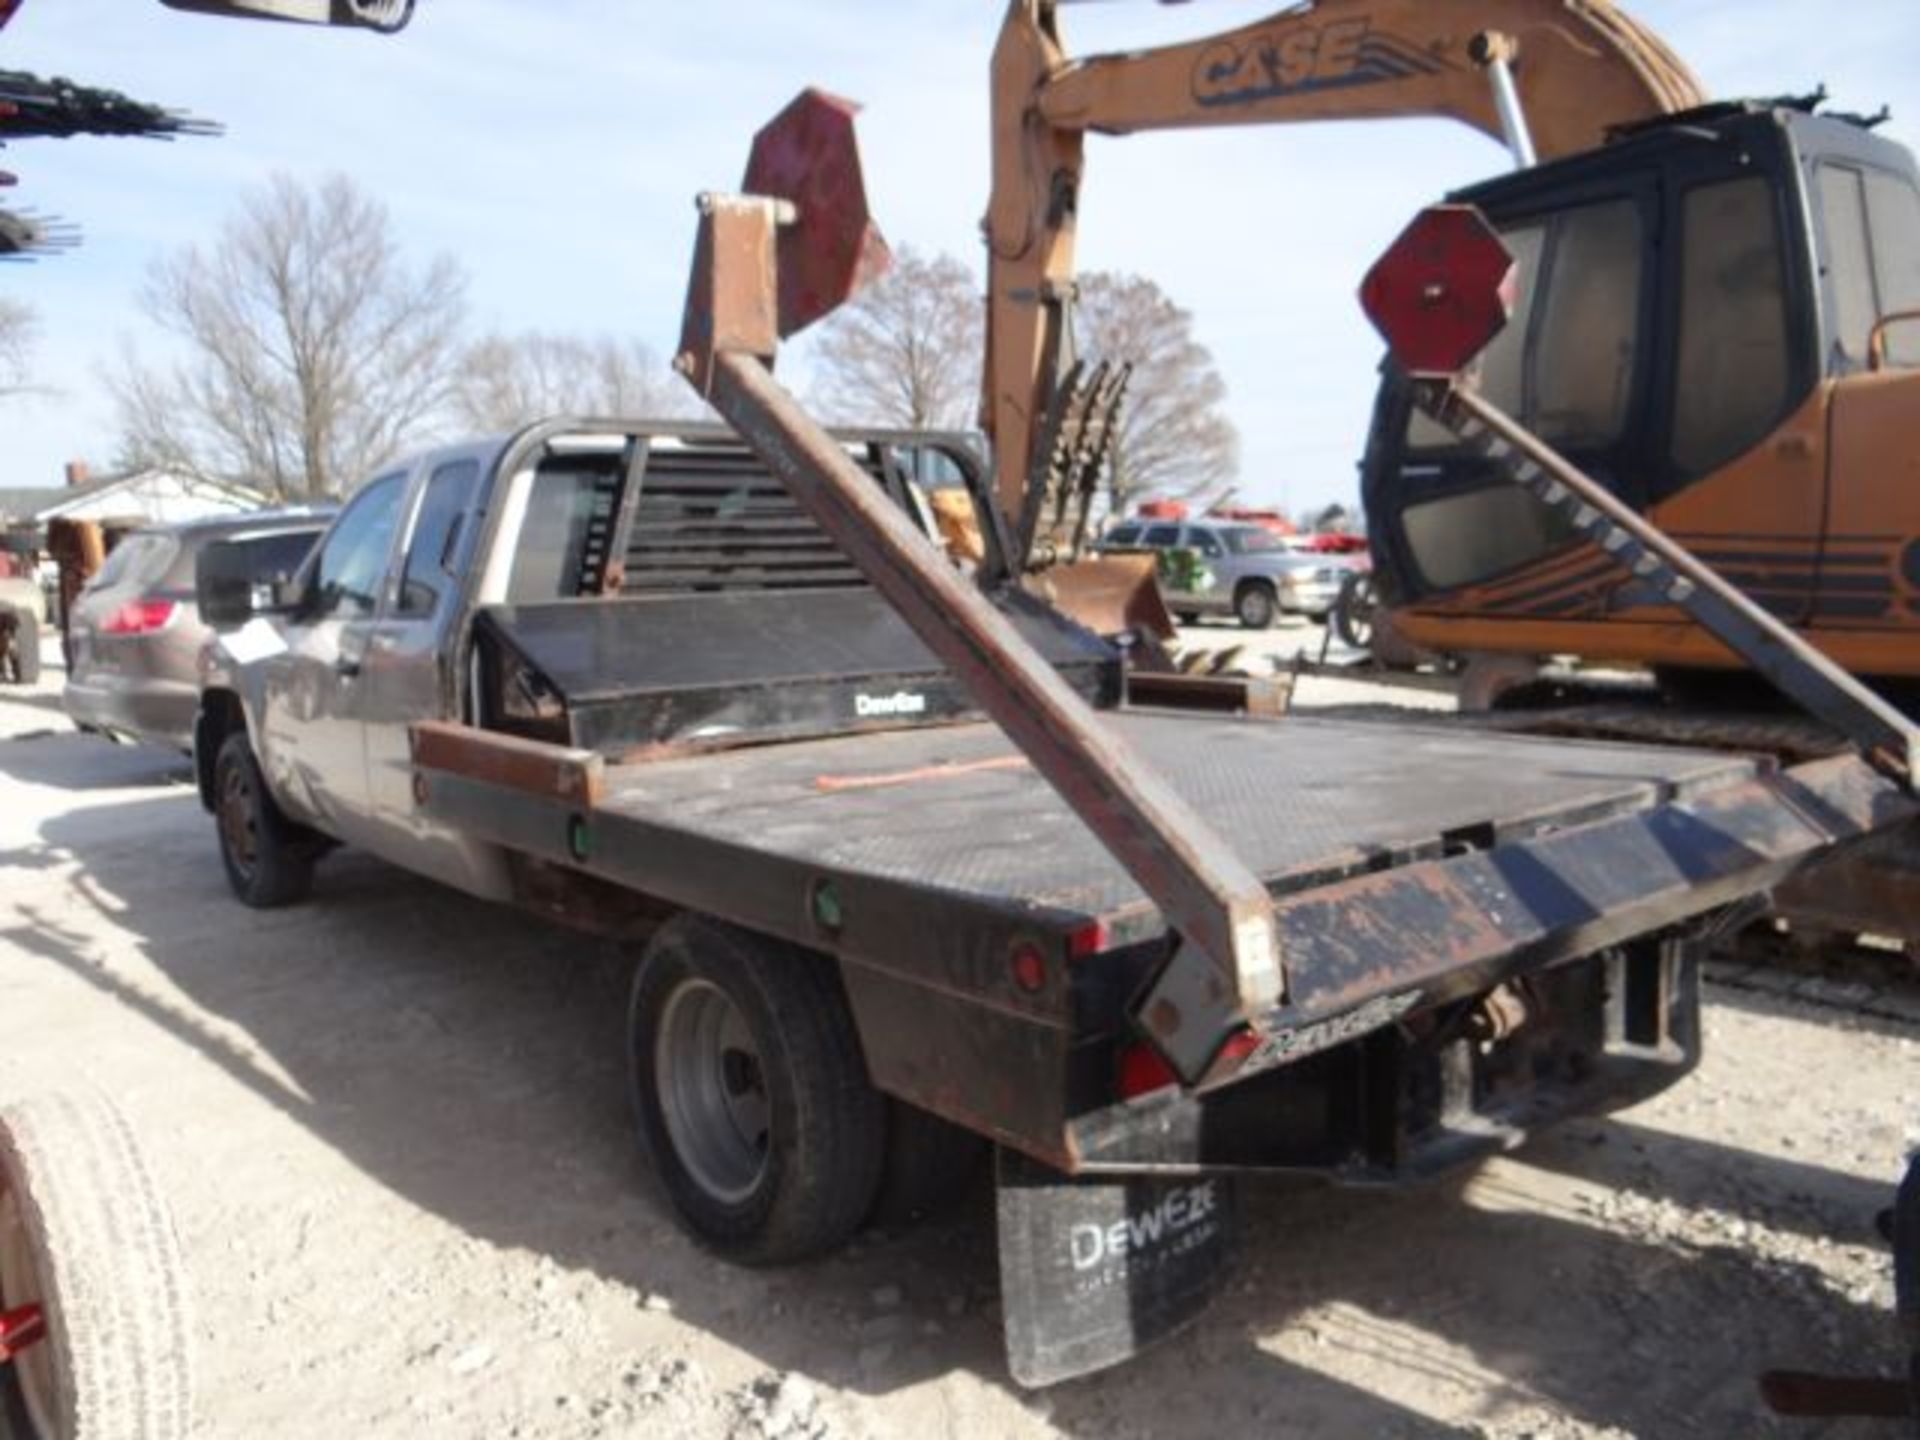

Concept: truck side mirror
[[197, 538, 302, 630]]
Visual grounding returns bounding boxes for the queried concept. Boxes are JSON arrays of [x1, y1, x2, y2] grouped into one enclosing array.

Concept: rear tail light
[[101, 599, 178, 635], [1118, 1041, 1178, 1100], [1117, 1026, 1263, 1101]]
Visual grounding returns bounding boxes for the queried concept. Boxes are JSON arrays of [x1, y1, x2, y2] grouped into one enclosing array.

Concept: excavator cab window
[[1394, 196, 1645, 592], [1815, 162, 1920, 369], [1669, 176, 1794, 475]]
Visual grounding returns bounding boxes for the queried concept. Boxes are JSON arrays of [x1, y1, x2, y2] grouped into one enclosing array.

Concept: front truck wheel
[[628, 916, 885, 1265], [212, 732, 314, 908], [0, 1092, 191, 1440]]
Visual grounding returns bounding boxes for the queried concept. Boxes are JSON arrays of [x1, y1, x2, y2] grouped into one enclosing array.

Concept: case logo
[[1193, 19, 1449, 109]]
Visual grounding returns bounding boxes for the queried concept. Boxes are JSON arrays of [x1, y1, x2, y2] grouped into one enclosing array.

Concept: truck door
[[357, 456, 486, 875], [256, 470, 408, 839]]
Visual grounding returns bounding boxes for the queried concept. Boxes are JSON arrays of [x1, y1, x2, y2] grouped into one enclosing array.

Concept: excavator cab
[[1362, 101, 1920, 680]]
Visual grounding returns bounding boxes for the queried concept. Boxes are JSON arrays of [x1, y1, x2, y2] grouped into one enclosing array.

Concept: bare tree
[[451, 331, 686, 432], [0, 299, 38, 402], [810, 246, 982, 430], [1073, 272, 1238, 509], [109, 172, 466, 500]]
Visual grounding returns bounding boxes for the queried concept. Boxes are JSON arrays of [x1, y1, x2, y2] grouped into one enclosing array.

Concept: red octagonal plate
[[743, 88, 892, 339], [1359, 205, 1517, 377]]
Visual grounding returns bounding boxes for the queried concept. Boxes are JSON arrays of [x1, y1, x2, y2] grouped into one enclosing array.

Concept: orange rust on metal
[[741, 88, 891, 338], [1038, 552, 1174, 640], [814, 754, 1032, 794], [409, 721, 604, 808], [675, 196, 783, 396]]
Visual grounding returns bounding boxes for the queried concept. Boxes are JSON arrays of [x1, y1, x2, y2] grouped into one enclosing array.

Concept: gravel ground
[[0, 635, 1914, 1438]]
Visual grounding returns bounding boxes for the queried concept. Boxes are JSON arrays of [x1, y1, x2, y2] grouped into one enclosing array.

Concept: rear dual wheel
[[627, 917, 982, 1264]]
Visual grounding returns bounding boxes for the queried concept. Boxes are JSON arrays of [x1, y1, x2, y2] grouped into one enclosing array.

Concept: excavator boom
[[986, 0, 1706, 524]]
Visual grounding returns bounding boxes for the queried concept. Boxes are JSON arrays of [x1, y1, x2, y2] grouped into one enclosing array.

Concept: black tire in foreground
[[0, 1091, 192, 1440], [1234, 583, 1277, 631], [628, 915, 885, 1266], [213, 731, 315, 908], [0, 610, 37, 687]]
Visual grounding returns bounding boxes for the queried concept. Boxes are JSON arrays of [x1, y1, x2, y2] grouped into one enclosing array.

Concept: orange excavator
[[985, 1, 1919, 715], [984, 0, 1703, 592]]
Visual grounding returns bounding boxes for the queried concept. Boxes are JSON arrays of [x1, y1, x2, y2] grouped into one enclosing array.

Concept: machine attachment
[[675, 90, 1285, 1086], [1361, 204, 1920, 790]]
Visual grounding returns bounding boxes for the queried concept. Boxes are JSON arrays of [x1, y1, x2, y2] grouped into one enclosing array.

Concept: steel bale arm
[[675, 190, 1279, 1082]]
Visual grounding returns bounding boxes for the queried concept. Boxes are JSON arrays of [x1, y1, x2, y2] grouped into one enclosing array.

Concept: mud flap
[[995, 1147, 1237, 1388]]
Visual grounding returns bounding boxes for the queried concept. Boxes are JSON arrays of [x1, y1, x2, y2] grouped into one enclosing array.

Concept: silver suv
[[1100, 519, 1358, 629], [64, 509, 332, 749]]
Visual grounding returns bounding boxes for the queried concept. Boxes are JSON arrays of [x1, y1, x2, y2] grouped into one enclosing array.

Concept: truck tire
[[0, 1091, 191, 1440], [213, 732, 315, 908], [868, 1098, 987, 1228], [1, 611, 40, 686], [628, 915, 885, 1266], [1234, 582, 1277, 631], [1332, 571, 1378, 652]]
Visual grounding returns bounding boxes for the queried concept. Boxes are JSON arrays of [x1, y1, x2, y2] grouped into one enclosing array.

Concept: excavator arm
[[985, 0, 1706, 524]]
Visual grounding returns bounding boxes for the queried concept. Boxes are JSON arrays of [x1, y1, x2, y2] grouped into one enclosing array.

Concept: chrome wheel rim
[[655, 980, 771, 1204]]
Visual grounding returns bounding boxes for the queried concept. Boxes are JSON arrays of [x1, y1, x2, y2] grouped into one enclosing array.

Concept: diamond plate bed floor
[[595, 712, 1760, 920]]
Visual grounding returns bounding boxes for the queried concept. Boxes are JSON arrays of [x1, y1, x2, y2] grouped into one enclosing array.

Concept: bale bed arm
[[1358, 204, 1920, 789], [672, 95, 1280, 1081]]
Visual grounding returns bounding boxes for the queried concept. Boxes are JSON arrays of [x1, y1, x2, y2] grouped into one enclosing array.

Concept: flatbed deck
[[594, 710, 1761, 924]]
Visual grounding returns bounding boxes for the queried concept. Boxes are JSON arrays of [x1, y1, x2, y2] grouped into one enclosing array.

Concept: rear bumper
[[1069, 940, 1699, 1179], [62, 674, 197, 751]]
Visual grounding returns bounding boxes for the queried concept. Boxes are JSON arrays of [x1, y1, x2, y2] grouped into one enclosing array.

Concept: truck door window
[[398, 460, 480, 617], [1671, 176, 1792, 475], [1143, 525, 1182, 547], [311, 473, 405, 619], [1185, 528, 1223, 558]]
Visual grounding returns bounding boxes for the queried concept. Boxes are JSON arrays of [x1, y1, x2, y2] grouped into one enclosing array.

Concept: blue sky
[[1, 1, 1915, 514]]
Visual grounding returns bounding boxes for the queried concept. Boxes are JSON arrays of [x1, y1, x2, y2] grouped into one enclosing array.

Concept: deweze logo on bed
[[854, 690, 928, 719], [1069, 1179, 1222, 1272]]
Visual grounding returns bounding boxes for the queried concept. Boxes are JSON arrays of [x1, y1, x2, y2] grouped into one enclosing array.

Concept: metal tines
[[0, 207, 80, 260], [0, 71, 222, 142]]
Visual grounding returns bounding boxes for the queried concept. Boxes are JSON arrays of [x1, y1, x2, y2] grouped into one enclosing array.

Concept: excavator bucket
[[742, 89, 891, 337], [1042, 552, 1176, 641]]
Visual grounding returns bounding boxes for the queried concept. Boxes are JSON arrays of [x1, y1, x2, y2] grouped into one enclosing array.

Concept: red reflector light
[[1068, 920, 1110, 960], [101, 599, 178, 636], [1216, 1028, 1261, 1068], [1118, 1041, 1178, 1100], [1010, 941, 1048, 995]]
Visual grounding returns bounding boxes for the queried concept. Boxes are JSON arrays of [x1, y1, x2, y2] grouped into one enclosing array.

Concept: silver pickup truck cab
[[194, 420, 1009, 905]]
